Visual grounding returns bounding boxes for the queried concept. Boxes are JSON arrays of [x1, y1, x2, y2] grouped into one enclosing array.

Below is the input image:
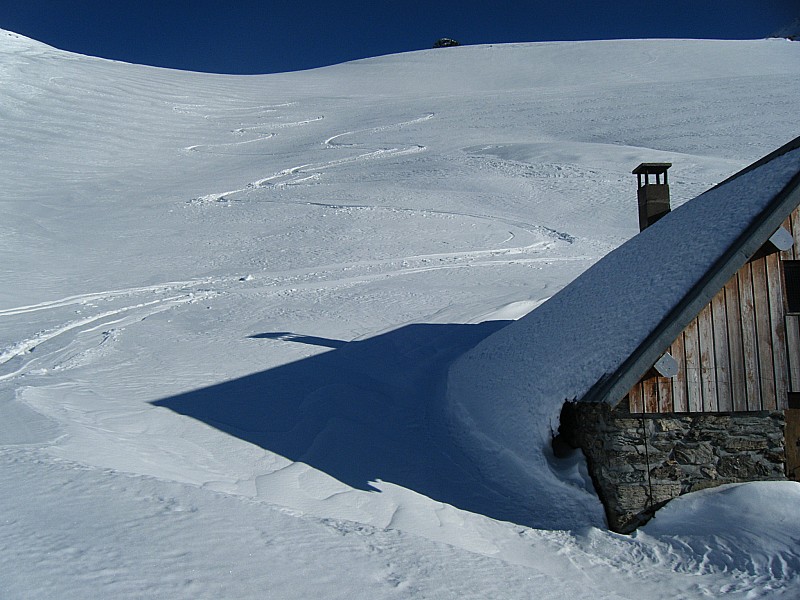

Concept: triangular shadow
[[153, 320, 540, 523]]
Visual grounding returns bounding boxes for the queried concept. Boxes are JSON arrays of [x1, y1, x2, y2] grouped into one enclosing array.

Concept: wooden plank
[[628, 384, 644, 414], [787, 315, 800, 393], [671, 335, 688, 413], [738, 264, 762, 410], [767, 253, 789, 409], [643, 377, 659, 414], [657, 376, 673, 413], [752, 257, 776, 410], [725, 277, 748, 411], [791, 208, 800, 261], [683, 318, 703, 412], [697, 303, 718, 412], [711, 288, 732, 412]]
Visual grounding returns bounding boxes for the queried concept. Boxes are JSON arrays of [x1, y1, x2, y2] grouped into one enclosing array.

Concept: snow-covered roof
[[587, 136, 800, 409], [446, 136, 800, 498]]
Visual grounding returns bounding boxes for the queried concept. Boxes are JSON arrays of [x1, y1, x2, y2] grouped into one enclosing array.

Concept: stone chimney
[[633, 163, 672, 231]]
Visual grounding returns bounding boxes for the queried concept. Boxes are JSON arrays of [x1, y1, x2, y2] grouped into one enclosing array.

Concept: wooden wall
[[781, 206, 800, 394], [627, 206, 800, 414]]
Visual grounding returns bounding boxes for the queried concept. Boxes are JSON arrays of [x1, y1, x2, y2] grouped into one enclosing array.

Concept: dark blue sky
[[0, 1, 796, 74]]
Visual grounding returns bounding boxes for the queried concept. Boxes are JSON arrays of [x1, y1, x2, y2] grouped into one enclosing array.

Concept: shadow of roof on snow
[[152, 320, 590, 528]]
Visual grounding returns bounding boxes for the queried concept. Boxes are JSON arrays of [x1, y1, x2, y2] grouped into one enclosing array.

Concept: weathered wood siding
[[626, 207, 800, 413], [783, 206, 800, 394], [781, 207, 800, 480]]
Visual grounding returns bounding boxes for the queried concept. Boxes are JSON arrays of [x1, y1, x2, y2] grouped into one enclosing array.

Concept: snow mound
[[642, 481, 800, 590]]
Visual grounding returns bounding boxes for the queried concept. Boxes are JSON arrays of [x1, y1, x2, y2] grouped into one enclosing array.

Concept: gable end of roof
[[583, 136, 800, 408]]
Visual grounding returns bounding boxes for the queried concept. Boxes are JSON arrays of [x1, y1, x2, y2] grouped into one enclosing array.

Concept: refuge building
[[554, 136, 800, 532]]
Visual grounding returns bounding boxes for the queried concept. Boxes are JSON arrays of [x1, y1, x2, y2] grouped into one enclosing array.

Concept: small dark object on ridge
[[433, 38, 460, 48]]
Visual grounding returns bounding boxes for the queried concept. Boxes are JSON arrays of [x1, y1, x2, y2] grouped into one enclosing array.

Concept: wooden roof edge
[[581, 145, 800, 408]]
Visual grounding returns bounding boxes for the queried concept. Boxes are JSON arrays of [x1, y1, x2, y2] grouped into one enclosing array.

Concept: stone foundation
[[558, 400, 786, 533]]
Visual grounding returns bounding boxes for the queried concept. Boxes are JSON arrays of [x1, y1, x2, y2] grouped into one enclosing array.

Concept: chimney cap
[[632, 163, 672, 175]]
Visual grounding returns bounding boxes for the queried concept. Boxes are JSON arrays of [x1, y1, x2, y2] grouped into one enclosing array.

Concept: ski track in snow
[[171, 101, 297, 118], [183, 107, 578, 255], [0, 281, 220, 382], [0, 227, 588, 385], [184, 117, 327, 154], [184, 107, 577, 266], [0, 279, 214, 317], [323, 113, 435, 148], [189, 113, 433, 202]]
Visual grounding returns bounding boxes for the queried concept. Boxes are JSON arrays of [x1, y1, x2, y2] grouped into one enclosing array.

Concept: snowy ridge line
[[0, 279, 214, 317]]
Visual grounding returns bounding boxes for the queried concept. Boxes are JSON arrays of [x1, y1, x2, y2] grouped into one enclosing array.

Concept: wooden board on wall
[[671, 335, 688, 412], [684, 319, 703, 413], [767, 253, 789, 409], [788, 315, 800, 393], [628, 385, 644, 414], [752, 257, 777, 410], [786, 211, 800, 261], [697, 304, 718, 411], [738, 263, 763, 411], [711, 289, 733, 412], [725, 277, 748, 412]]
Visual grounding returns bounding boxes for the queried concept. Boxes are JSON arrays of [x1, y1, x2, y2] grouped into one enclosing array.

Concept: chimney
[[632, 163, 672, 231]]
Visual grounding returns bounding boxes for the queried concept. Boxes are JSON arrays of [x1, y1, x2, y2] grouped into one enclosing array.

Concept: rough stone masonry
[[558, 399, 786, 533]]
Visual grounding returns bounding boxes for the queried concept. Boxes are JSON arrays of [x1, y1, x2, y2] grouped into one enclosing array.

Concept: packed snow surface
[[2, 28, 800, 598]]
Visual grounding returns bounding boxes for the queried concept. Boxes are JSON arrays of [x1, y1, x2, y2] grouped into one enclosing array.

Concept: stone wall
[[558, 400, 786, 533]]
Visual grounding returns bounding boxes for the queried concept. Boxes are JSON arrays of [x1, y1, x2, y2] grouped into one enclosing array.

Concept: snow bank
[[642, 481, 800, 590], [446, 147, 800, 517]]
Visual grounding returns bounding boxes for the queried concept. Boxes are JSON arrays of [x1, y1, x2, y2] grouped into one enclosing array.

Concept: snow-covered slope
[[2, 28, 800, 598]]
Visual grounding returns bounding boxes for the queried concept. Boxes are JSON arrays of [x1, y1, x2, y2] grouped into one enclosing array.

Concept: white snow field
[[2, 28, 800, 598]]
